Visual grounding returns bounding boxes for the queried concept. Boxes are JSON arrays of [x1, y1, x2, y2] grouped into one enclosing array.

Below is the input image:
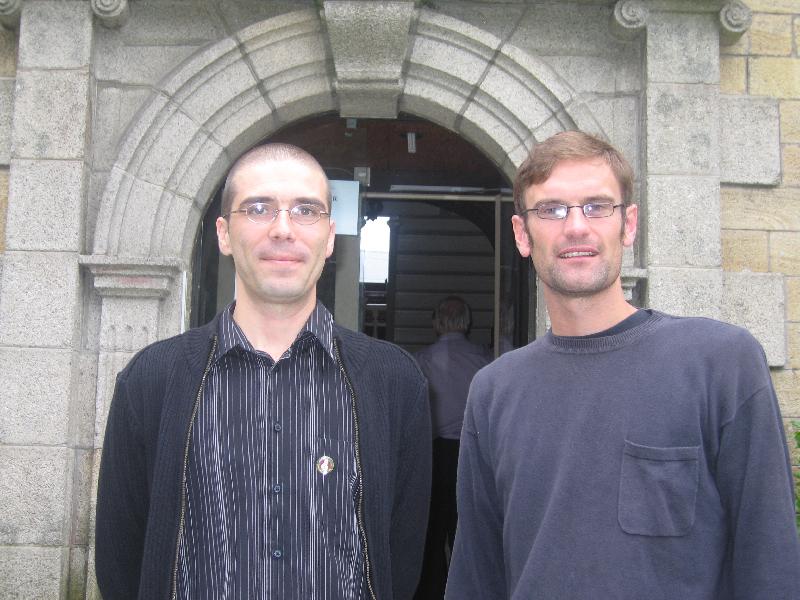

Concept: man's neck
[[544, 282, 636, 337], [231, 293, 317, 360]]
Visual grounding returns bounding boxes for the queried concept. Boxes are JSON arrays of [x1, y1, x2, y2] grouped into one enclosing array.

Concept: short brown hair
[[221, 143, 330, 216], [513, 131, 634, 214]]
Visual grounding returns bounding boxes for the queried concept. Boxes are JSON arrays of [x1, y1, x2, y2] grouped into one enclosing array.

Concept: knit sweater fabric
[[446, 311, 800, 600], [95, 314, 431, 600]]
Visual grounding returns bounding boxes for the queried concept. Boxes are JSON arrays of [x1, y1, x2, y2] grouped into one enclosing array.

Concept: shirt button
[[272, 484, 282, 493], [273, 423, 282, 432], [272, 549, 282, 559]]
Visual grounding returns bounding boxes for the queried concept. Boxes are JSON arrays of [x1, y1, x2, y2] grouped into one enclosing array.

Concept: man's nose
[[268, 208, 295, 238], [562, 205, 590, 234]]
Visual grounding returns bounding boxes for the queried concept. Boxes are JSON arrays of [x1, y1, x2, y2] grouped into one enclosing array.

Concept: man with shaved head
[[96, 143, 431, 599]]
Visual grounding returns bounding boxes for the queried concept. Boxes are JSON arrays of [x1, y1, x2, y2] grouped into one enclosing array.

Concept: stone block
[[401, 68, 471, 130], [0, 546, 65, 599], [789, 276, 800, 321], [747, 0, 800, 14], [646, 175, 720, 267], [750, 13, 793, 56], [69, 449, 93, 546], [0, 78, 12, 165], [167, 133, 226, 207], [5, 159, 85, 251], [18, 0, 91, 69], [720, 96, 780, 185], [92, 86, 152, 171], [0, 251, 79, 348], [116, 0, 225, 44], [0, 348, 72, 445], [541, 56, 617, 94], [0, 168, 7, 253], [207, 92, 276, 157], [720, 56, 746, 94], [431, 1, 525, 42], [241, 12, 326, 82], [782, 144, 800, 185], [410, 32, 491, 88], [115, 177, 165, 256], [646, 12, 719, 84], [136, 108, 201, 188], [160, 38, 255, 125], [773, 369, 800, 416], [11, 70, 89, 160], [93, 41, 198, 86], [721, 229, 769, 272], [479, 64, 558, 137], [0, 446, 70, 544], [213, 0, 299, 32], [509, 3, 627, 58], [0, 27, 17, 77], [722, 271, 786, 366], [646, 266, 723, 320], [721, 186, 800, 231], [646, 83, 719, 176], [459, 98, 526, 172], [68, 546, 87, 599], [771, 231, 800, 275], [750, 57, 800, 98], [789, 322, 800, 369], [784, 419, 800, 464], [781, 100, 800, 143]]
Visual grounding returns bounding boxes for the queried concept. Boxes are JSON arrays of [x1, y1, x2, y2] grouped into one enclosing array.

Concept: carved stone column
[[79, 256, 184, 598]]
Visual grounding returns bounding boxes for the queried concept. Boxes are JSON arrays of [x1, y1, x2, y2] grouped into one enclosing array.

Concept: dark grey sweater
[[446, 311, 800, 599]]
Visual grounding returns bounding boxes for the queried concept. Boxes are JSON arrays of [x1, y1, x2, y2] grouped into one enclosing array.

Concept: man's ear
[[511, 215, 532, 258], [326, 219, 336, 258], [622, 204, 638, 248], [216, 216, 232, 256]]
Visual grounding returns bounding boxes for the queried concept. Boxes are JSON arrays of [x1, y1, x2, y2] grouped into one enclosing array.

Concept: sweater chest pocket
[[618, 440, 700, 537]]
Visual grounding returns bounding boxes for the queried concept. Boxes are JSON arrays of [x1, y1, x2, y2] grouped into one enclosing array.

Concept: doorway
[[191, 114, 532, 356]]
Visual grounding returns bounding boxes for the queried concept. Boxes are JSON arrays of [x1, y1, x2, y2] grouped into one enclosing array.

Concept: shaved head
[[221, 143, 331, 216]]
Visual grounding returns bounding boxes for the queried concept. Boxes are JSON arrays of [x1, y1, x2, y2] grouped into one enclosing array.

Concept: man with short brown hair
[[445, 131, 800, 599]]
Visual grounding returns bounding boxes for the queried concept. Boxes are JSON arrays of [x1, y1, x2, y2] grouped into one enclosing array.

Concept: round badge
[[316, 455, 335, 475]]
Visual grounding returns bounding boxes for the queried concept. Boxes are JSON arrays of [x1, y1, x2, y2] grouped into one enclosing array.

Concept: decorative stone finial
[[91, 0, 129, 29], [611, 0, 648, 40], [719, 1, 752, 46], [0, 0, 22, 30]]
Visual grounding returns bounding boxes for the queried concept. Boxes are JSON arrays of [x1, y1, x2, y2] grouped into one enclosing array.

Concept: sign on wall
[[330, 179, 360, 236]]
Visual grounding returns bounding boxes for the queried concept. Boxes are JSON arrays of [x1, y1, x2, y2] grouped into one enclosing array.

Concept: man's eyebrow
[[237, 196, 326, 208], [533, 194, 618, 207]]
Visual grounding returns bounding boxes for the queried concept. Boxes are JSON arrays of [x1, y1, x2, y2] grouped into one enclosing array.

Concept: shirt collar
[[216, 301, 336, 361]]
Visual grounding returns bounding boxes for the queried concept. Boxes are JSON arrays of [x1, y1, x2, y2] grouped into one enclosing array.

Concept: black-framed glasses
[[521, 202, 624, 220], [223, 201, 330, 226]]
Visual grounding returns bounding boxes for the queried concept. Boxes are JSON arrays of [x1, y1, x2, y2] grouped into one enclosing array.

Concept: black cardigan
[[95, 314, 431, 599]]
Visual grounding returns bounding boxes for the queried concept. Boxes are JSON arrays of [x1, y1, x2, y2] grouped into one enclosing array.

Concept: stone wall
[[719, 0, 800, 468]]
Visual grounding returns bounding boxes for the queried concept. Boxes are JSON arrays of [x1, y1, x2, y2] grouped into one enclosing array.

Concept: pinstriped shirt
[[176, 302, 365, 599]]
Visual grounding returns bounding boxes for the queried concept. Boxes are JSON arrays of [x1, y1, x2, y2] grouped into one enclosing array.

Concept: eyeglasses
[[521, 202, 624, 220], [224, 201, 330, 226]]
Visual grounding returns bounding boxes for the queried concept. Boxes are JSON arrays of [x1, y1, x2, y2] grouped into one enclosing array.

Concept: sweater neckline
[[545, 311, 665, 354]]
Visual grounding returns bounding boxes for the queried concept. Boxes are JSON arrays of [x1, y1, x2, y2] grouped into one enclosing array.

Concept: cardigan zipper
[[334, 338, 378, 600], [170, 335, 218, 600]]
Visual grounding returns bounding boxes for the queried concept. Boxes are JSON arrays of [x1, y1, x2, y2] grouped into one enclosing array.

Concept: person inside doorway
[[95, 143, 431, 599], [445, 131, 800, 599], [414, 296, 492, 599]]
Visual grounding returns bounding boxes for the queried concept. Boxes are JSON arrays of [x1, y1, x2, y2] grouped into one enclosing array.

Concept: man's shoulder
[[119, 318, 216, 382], [650, 311, 762, 354], [334, 324, 424, 377]]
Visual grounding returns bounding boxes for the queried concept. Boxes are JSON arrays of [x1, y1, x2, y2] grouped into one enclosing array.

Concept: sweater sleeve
[[445, 377, 507, 600], [95, 370, 149, 599], [390, 373, 432, 600], [715, 380, 800, 599]]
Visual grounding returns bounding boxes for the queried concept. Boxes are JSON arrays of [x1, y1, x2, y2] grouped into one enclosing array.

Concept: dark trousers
[[414, 438, 460, 600]]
